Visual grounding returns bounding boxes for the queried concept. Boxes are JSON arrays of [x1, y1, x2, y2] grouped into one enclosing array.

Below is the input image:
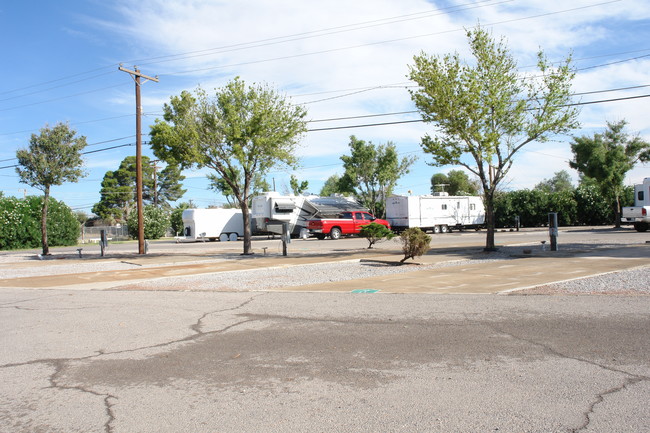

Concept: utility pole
[[119, 65, 159, 254]]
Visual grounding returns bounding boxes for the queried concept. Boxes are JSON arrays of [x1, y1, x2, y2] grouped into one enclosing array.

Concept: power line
[[136, 0, 510, 70], [0, 0, 501, 99], [0, 83, 127, 113], [307, 92, 650, 132], [159, 1, 622, 77]]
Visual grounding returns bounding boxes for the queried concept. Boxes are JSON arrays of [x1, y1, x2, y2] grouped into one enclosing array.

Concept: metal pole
[[282, 223, 289, 256], [548, 212, 558, 251]]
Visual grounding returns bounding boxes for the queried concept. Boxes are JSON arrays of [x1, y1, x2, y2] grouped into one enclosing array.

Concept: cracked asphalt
[[1, 290, 649, 432], [1, 228, 649, 432]]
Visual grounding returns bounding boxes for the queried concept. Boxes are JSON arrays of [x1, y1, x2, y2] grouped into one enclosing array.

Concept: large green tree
[[409, 27, 579, 250], [93, 156, 186, 223], [569, 120, 650, 227], [339, 136, 416, 217], [534, 170, 574, 193], [150, 77, 308, 254], [289, 175, 309, 196], [15, 122, 87, 255], [207, 167, 270, 207], [430, 169, 479, 195], [319, 174, 347, 197]]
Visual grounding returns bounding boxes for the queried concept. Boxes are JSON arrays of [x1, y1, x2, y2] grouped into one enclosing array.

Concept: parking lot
[[1, 227, 649, 432]]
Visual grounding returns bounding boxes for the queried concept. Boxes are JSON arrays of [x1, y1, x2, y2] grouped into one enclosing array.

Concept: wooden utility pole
[[119, 65, 159, 254]]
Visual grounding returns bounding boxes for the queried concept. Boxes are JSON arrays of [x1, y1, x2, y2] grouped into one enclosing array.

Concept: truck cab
[[622, 177, 650, 232]]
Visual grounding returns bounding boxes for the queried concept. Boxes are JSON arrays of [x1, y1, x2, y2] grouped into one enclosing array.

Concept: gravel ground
[[513, 265, 650, 295], [2, 241, 648, 295], [116, 255, 514, 292]]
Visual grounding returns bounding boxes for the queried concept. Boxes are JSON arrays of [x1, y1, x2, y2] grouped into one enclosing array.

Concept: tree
[[409, 27, 579, 250], [339, 136, 416, 217], [15, 123, 87, 255], [534, 170, 574, 193], [290, 175, 309, 195], [150, 77, 308, 255], [207, 167, 270, 207], [170, 202, 191, 236], [320, 174, 346, 197], [359, 222, 395, 249], [430, 173, 449, 194], [399, 227, 431, 263], [430, 170, 479, 195], [156, 163, 187, 207], [127, 205, 170, 240], [569, 120, 650, 227], [93, 156, 186, 222]]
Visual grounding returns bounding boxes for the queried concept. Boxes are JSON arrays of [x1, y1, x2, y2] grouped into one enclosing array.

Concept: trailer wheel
[[229, 233, 238, 241], [219, 233, 229, 242], [330, 227, 342, 240], [433, 225, 441, 234], [440, 225, 449, 233]]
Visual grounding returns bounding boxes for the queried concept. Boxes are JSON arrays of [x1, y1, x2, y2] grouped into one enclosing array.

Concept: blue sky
[[1, 0, 649, 213]]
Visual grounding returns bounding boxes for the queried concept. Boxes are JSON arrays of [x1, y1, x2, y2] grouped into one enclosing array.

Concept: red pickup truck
[[307, 211, 391, 240]]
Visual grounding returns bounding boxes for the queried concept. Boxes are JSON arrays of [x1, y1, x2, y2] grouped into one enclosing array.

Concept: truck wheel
[[433, 225, 441, 234], [330, 227, 342, 240], [440, 225, 449, 233], [634, 222, 649, 232]]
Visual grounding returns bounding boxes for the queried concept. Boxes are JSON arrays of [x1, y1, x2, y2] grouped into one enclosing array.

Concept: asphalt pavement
[[1, 227, 649, 432]]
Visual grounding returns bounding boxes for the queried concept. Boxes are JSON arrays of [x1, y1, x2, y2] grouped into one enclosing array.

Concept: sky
[[1, 0, 649, 213]]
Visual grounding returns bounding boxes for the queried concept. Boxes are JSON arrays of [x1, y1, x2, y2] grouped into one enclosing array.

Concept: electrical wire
[[159, 1, 623, 77]]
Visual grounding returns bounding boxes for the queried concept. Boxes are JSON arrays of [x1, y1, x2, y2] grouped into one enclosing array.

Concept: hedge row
[[0, 196, 80, 250], [493, 184, 630, 228]]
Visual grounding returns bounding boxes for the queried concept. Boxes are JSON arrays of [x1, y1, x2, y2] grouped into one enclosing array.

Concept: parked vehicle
[[307, 211, 390, 240], [622, 177, 650, 232], [180, 208, 244, 241], [251, 192, 367, 237], [386, 193, 485, 233]]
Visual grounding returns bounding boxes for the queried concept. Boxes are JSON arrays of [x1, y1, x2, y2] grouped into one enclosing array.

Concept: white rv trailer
[[251, 192, 367, 236], [386, 193, 485, 233], [181, 208, 245, 241]]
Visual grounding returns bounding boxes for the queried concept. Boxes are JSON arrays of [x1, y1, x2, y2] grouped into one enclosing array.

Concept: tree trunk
[[484, 197, 497, 251], [240, 201, 253, 255], [41, 187, 50, 255], [614, 194, 621, 228]]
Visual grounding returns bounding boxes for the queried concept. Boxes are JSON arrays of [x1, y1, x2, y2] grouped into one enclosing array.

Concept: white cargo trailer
[[251, 192, 367, 236], [386, 194, 485, 233], [181, 208, 244, 241]]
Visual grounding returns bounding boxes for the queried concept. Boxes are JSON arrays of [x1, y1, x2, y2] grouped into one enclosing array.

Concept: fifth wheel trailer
[[251, 192, 367, 236], [181, 208, 245, 241], [386, 194, 485, 233]]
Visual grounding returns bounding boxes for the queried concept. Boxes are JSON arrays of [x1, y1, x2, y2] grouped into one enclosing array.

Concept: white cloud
[[99, 0, 650, 193]]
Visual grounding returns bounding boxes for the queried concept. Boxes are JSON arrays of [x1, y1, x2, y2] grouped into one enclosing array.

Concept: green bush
[[547, 189, 578, 226], [127, 205, 170, 239], [573, 184, 611, 225], [359, 222, 395, 249], [494, 186, 616, 227], [0, 196, 79, 250], [399, 227, 431, 263]]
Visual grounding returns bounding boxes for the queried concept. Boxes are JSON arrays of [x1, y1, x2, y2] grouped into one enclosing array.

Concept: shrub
[[127, 205, 170, 239], [359, 222, 395, 249], [0, 196, 79, 250], [399, 227, 431, 263]]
